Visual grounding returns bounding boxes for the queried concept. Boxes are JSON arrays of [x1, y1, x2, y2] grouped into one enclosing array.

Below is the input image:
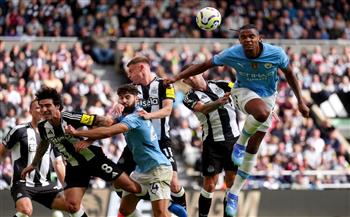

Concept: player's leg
[[64, 187, 88, 217], [112, 172, 142, 194], [223, 170, 236, 217], [14, 198, 33, 217], [160, 140, 187, 209], [50, 192, 69, 211], [226, 131, 266, 217], [198, 174, 219, 217], [151, 199, 171, 217], [118, 193, 140, 216]]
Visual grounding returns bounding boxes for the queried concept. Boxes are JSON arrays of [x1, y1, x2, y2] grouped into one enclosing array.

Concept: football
[[196, 7, 222, 31]]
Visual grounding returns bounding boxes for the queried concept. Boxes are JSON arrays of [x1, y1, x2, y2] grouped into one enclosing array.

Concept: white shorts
[[231, 87, 277, 132], [125, 165, 172, 201]]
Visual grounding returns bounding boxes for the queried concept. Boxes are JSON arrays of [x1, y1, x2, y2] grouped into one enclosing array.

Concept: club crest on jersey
[[251, 62, 258, 69], [264, 63, 272, 69]]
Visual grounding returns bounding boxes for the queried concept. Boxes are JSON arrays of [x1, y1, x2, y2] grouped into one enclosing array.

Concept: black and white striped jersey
[[2, 123, 60, 187], [38, 111, 99, 167], [183, 80, 240, 142], [135, 77, 175, 141]]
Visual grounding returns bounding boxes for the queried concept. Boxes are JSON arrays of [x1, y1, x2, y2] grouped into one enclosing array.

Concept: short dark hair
[[126, 56, 150, 67], [117, 84, 140, 96], [230, 24, 259, 35], [35, 86, 63, 111], [29, 99, 38, 109]]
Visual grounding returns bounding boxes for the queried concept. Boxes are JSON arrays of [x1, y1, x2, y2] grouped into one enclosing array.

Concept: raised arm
[[164, 60, 215, 84], [94, 115, 115, 127], [66, 123, 129, 140], [281, 65, 310, 117], [193, 92, 231, 115], [138, 99, 173, 119]]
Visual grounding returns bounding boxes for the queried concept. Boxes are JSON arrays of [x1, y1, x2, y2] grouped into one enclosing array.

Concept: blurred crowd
[[0, 39, 349, 190], [1, 0, 350, 40]]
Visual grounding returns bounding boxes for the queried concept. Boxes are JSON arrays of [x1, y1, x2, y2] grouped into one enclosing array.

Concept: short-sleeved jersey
[[2, 123, 60, 187], [183, 80, 240, 142], [120, 111, 171, 173], [135, 77, 175, 141], [38, 111, 99, 167], [213, 42, 289, 97]]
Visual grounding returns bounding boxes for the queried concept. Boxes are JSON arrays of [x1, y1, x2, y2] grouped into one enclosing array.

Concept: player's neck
[[143, 74, 156, 86], [48, 111, 62, 126], [245, 42, 263, 59]]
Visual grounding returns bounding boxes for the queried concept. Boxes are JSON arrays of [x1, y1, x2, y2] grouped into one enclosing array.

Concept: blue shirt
[[213, 42, 289, 97], [120, 112, 171, 173]]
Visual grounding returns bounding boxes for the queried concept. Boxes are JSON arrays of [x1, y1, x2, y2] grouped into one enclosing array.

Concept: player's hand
[[138, 109, 152, 120], [217, 92, 231, 105], [163, 77, 177, 86], [110, 103, 124, 117], [74, 140, 92, 152], [21, 165, 34, 179], [64, 125, 77, 136], [298, 102, 310, 118]]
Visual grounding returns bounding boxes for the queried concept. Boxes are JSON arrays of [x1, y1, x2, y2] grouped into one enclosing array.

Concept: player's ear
[[258, 35, 262, 42]]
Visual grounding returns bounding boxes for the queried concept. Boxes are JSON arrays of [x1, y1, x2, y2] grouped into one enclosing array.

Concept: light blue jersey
[[213, 42, 289, 97], [120, 112, 171, 173]]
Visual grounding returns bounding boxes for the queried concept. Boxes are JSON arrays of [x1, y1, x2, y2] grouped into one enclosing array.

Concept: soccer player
[[21, 87, 144, 217], [0, 99, 68, 217], [65, 84, 173, 217], [164, 24, 310, 216], [182, 73, 240, 217], [113, 56, 187, 212]]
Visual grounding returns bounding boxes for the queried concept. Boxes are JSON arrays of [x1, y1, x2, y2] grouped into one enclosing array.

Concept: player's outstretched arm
[[21, 139, 50, 179], [65, 123, 129, 140], [164, 60, 215, 85], [281, 65, 310, 117], [193, 92, 231, 114]]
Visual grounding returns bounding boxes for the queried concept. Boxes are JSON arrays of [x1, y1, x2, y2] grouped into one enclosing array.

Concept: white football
[[196, 7, 222, 31]]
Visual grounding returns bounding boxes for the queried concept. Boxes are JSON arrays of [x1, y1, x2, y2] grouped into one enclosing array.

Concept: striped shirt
[[135, 77, 175, 141], [38, 111, 99, 167], [183, 80, 240, 142], [3, 123, 60, 187]]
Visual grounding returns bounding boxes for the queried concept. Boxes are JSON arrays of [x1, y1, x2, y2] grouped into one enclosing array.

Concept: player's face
[[38, 99, 60, 120], [238, 29, 261, 51], [128, 63, 144, 84], [118, 93, 137, 110], [29, 101, 42, 120]]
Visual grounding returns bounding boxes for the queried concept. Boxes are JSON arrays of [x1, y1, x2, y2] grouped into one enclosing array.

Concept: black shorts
[[202, 138, 239, 176], [65, 147, 123, 189], [117, 139, 178, 174], [159, 139, 177, 172], [11, 182, 62, 209]]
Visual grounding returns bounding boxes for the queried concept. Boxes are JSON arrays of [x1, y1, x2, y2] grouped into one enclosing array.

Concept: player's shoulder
[[6, 123, 29, 136], [262, 43, 285, 54]]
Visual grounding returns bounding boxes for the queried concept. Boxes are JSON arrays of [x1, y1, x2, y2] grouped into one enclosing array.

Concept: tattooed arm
[[93, 116, 115, 127]]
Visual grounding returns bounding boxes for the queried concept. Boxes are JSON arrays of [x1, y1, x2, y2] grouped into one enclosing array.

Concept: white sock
[[230, 152, 257, 195], [237, 115, 262, 146], [171, 187, 185, 197], [200, 188, 214, 199], [15, 212, 29, 217], [70, 208, 85, 217]]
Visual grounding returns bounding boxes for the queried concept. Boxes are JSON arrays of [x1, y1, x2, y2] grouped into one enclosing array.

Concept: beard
[[123, 105, 136, 114]]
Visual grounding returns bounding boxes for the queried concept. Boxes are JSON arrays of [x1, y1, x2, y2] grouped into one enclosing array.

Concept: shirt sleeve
[[2, 127, 18, 149], [278, 47, 290, 69], [212, 47, 233, 66], [160, 80, 176, 101], [183, 91, 199, 110], [213, 80, 234, 92], [62, 111, 96, 128], [120, 114, 141, 130]]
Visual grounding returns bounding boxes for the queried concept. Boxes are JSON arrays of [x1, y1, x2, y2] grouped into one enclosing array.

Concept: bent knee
[[17, 207, 33, 216], [66, 201, 81, 213], [254, 109, 271, 122]]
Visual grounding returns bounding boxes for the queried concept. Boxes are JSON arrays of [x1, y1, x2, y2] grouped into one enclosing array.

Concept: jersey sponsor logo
[[264, 63, 272, 69], [138, 98, 159, 108], [165, 87, 175, 99], [81, 114, 94, 125]]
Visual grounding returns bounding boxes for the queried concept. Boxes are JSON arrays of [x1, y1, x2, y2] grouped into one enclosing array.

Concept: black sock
[[171, 188, 187, 208], [198, 194, 212, 217]]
